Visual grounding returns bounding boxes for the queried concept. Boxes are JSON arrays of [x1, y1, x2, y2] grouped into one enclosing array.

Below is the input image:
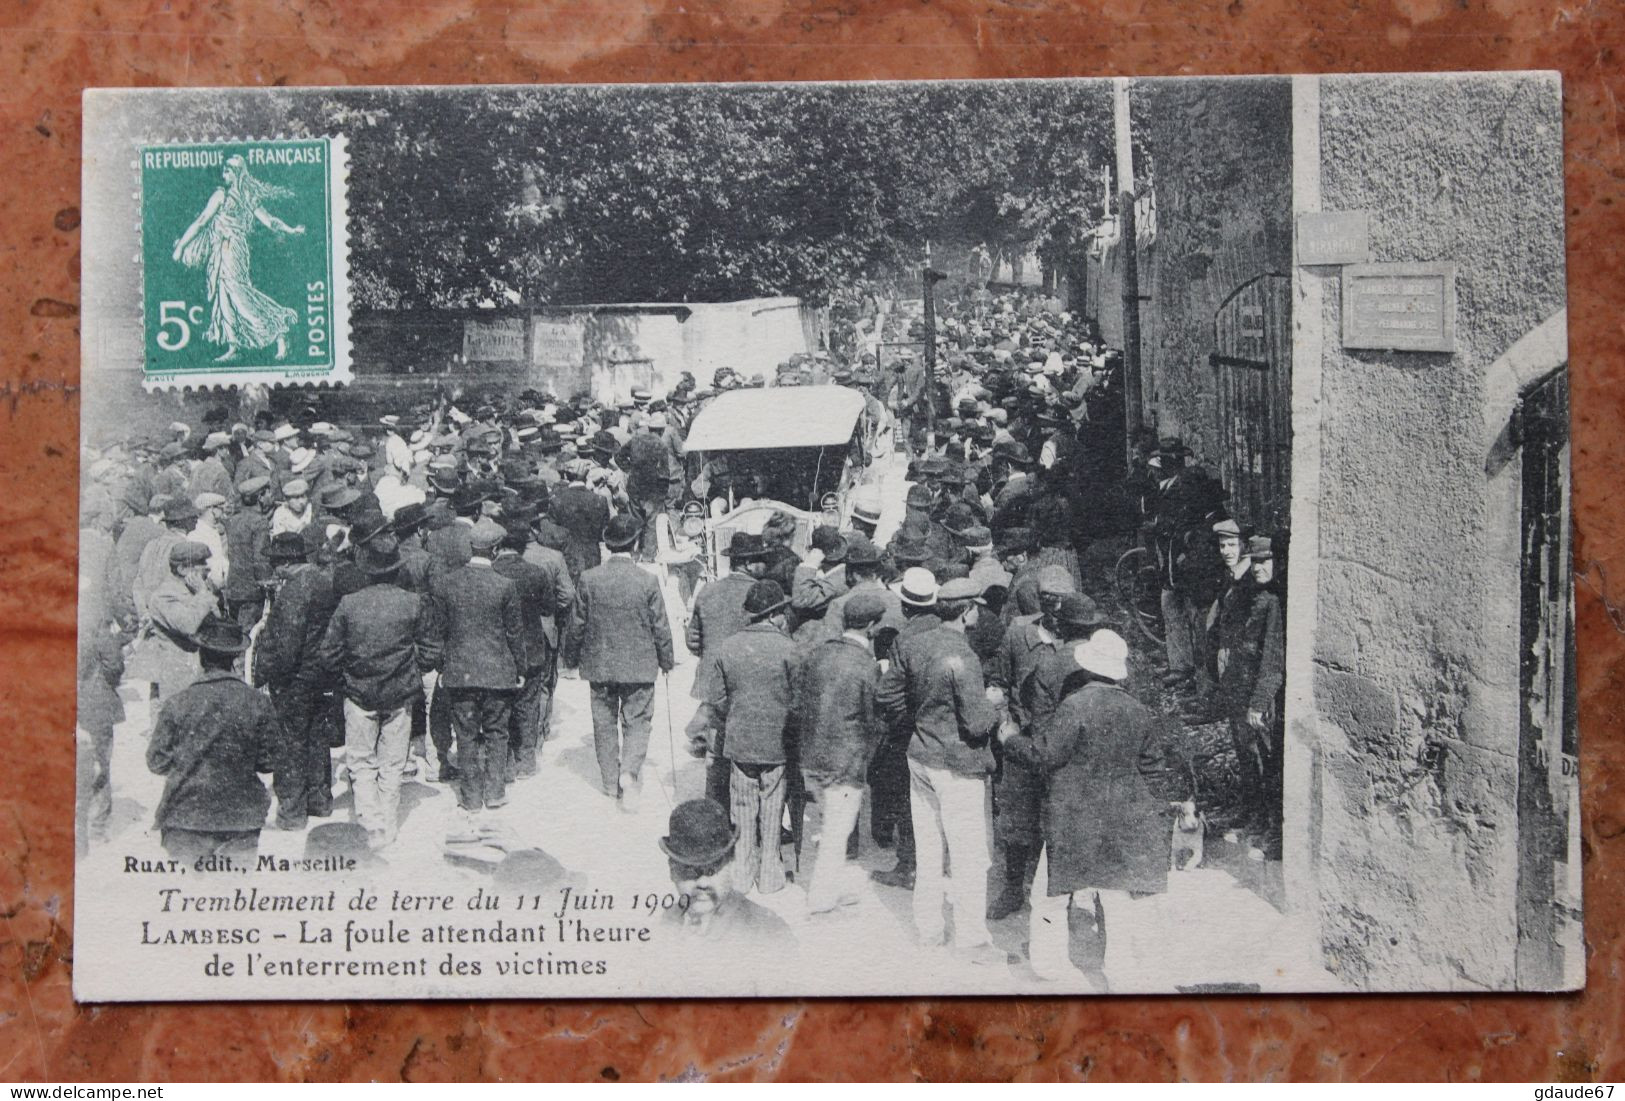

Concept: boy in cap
[[1221, 535, 1285, 847], [147, 615, 280, 863], [688, 579, 800, 894], [428, 517, 526, 826]]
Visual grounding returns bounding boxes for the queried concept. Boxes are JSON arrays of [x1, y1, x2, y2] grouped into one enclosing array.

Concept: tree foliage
[[114, 83, 1117, 309]]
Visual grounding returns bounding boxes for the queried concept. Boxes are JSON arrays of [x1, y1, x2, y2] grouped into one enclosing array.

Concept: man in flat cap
[[796, 589, 889, 915], [132, 538, 222, 705], [1218, 535, 1285, 849], [428, 516, 526, 826], [223, 475, 274, 628], [565, 513, 675, 812], [147, 615, 280, 863], [688, 579, 799, 895]]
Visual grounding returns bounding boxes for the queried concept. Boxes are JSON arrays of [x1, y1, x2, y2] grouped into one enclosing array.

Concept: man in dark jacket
[[494, 524, 574, 778], [313, 540, 434, 850], [551, 460, 610, 583], [984, 564, 1076, 920], [687, 531, 768, 808], [147, 615, 280, 863], [223, 475, 273, 627], [565, 513, 674, 811], [688, 580, 799, 895], [429, 517, 526, 822], [251, 532, 339, 830], [423, 484, 481, 570], [998, 629, 1191, 985], [879, 574, 1002, 964], [1220, 536, 1286, 842], [797, 590, 888, 914]]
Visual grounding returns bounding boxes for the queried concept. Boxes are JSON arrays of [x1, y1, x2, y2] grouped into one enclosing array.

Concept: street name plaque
[[1297, 210, 1371, 266], [1341, 261, 1457, 353]]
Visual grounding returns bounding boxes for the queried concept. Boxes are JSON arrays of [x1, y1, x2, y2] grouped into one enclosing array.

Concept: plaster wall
[[1308, 72, 1566, 989]]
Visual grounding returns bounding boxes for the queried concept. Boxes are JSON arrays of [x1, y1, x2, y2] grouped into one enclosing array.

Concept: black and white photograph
[[74, 72, 1578, 1000]]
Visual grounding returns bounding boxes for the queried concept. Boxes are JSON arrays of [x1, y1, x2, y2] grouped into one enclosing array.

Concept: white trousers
[[806, 782, 865, 914], [907, 758, 993, 949], [344, 698, 411, 843]]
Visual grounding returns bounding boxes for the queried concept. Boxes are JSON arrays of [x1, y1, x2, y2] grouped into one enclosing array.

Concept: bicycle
[[1113, 544, 1167, 646]]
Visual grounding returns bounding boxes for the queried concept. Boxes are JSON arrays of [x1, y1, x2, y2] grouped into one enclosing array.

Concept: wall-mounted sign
[[532, 317, 586, 369], [1341, 262, 1457, 353], [1297, 210, 1371, 266], [462, 317, 526, 362]]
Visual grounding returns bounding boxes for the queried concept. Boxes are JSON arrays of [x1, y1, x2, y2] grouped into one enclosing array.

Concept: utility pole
[[922, 242, 947, 445], [1114, 77, 1144, 457]]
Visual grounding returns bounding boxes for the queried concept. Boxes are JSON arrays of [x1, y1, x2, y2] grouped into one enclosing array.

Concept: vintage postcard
[[75, 74, 1578, 1000]]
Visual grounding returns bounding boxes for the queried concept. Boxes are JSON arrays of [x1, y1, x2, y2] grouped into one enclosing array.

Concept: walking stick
[[661, 670, 679, 806]]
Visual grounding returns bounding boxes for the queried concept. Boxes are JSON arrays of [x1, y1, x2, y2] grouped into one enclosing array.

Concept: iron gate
[[1209, 272, 1292, 533]]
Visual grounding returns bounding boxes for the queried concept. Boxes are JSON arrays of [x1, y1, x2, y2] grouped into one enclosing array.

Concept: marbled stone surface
[[1, 0, 1621, 1081]]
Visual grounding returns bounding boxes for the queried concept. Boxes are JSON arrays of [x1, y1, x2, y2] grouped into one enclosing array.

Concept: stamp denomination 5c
[[139, 137, 349, 390]]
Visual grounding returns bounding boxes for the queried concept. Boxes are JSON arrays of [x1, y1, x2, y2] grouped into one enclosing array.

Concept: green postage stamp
[[139, 137, 349, 389]]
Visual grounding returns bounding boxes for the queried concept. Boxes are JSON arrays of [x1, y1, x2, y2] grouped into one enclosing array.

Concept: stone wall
[[1307, 72, 1567, 989], [1138, 77, 1294, 466]]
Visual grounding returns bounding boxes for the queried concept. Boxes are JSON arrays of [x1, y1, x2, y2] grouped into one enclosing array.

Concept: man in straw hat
[[998, 629, 1193, 987], [659, 799, 796, 955], [688, 579, 799, 895], [147, 614, 280, 863], [314, 539, 434, 850], [878, 573, 1005, 966], [565, 513, 674, 812]]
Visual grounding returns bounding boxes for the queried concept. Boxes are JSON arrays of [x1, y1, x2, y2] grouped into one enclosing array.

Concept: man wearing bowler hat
[[566, 513, 675, 812], [147, 614, 280, 864], [688, 579, 799, 895], [253, 531, 341, 828], [428, 517, 526, 826], [313, 539, 434, 850], [660, 799, 796, 955]]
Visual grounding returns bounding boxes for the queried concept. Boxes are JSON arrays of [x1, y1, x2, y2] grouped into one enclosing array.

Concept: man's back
[[569, 556, 673, 684], [148, 670, 279, 831], [882, 625, 997, 775], [493, 551, 565, 668], [317, 582, 427, 709], [424, 520, 473, 570], [687, 570, 754, 657], [432, 563, 523, 689], [697, 622, 799, 765], [253, 564, 338, 688]]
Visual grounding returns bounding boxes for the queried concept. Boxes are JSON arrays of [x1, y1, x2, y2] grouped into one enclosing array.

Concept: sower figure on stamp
[[170, 153, 305, 363], [428, 517, 526, 832], [566, 513, 675, 812], [688, 579, 800, 896], [313, 538, 434, 851], [252, 531, 340, 829], [147, 615, 280, 864]]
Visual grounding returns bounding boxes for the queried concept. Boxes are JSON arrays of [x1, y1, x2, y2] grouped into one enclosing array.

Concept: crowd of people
[[77, 287, 1286, 983]]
